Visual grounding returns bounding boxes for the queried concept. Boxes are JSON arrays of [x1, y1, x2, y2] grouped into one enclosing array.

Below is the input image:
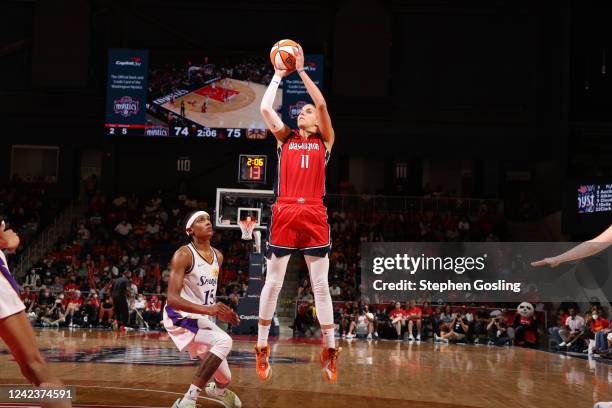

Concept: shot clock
[[238, 154, 267, 184]]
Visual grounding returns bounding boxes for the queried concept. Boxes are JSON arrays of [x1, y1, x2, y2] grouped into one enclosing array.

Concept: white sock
[[257, 324, 270, 348], [322, 328, 335, 349], [182, 384, 201, 404]]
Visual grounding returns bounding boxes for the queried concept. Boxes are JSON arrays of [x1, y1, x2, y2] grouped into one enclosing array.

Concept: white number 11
[[300, 155, 309, 169]]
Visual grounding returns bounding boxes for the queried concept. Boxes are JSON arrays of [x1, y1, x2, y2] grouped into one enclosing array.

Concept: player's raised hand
[[294, 44, 304, 71], [531, 257, 561, 268], [0, 221, 20, 251]]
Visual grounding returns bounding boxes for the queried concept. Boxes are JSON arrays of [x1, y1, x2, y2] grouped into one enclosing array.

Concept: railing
[[14, 200, 84, 278], [325, 194, 503, 216]]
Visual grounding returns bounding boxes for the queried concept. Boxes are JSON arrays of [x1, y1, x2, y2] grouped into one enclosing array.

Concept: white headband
[[185, 211, 209, 236]]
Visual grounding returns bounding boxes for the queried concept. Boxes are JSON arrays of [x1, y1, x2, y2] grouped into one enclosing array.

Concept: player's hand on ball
[[0, 222, 19, 251], [293, 44, 304, 71], [274, 68, 291, 78], [531, 257, 561, 268]]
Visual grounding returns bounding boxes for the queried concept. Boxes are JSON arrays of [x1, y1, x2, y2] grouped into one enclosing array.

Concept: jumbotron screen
[[104, 48, 323, 139]]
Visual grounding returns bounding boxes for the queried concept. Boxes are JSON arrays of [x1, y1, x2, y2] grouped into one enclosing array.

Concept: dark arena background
[[1, 1, 612, 407]]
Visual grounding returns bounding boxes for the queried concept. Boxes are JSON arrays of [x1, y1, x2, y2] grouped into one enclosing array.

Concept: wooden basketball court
[[2, 329, 611, 407], [162, 79, 282, 130]]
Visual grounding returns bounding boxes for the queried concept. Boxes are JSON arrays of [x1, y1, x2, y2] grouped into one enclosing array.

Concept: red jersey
[[405, 307, 422, 320], [276, 131, 329, 200], [592, 318, 609, 333], [389, 309, 405, 319]]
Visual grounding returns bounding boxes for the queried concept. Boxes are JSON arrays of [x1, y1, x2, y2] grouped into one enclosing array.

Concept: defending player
[[0, 222, 72, 408], [256, 44, 340, 382], [164, 211, 242, 408]]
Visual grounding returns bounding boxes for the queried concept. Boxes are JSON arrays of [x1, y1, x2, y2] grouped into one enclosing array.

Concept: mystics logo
[[578, 185, 595, 214], [115, 56, 142, 67], [289, 100, 307, 119], [113, 96, 140, 117]]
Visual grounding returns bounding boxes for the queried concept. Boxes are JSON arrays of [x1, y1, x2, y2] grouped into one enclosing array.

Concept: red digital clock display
[[238, 154, 267, 183]]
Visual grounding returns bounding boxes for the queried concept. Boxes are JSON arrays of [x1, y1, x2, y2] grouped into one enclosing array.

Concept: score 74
[[173, 127, 218, 138]]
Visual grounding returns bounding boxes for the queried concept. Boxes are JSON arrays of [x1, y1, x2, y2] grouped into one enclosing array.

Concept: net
[[238, 219, 258, 240]]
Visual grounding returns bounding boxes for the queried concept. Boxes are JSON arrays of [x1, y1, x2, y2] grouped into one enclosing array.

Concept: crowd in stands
[[549, 304, 612, 357], [15, 186, 250, 331], [293, 298, 544, 348]]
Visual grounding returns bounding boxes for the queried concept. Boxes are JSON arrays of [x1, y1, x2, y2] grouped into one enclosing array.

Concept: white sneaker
[[558, 342, 566, 347], [366, 334, 373, 340], [205, 383, 242, 408], [416, 335, 421, 342], [346, 334, 354, 339], [408, 335, 415, 342]]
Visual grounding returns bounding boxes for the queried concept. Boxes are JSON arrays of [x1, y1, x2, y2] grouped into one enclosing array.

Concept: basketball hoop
[[238, 219, 258, 240]]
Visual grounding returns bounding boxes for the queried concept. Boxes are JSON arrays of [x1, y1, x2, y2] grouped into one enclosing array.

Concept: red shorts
[[267, 197, 331, 258]]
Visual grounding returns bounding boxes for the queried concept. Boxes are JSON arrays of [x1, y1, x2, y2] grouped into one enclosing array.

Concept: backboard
[[215, 188, 275, 230]]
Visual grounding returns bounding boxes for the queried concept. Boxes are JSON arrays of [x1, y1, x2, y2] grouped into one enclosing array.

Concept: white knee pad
[[259, 254, 290, 320], [305, 255, 333, 325]]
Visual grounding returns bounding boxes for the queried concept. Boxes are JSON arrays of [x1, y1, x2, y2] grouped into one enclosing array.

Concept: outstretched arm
[[294, 45, 335, 151], [260, 69, 292, 145], [531, 225, 612, 268]]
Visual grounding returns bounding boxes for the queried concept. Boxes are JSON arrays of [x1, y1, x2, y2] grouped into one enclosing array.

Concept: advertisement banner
[[235, 253, 278, 335], [105, 49, 149, 127]]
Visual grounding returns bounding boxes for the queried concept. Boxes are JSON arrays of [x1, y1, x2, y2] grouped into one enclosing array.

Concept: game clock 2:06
[[238, 154, 267, 184], [172, 127, 242, 138]]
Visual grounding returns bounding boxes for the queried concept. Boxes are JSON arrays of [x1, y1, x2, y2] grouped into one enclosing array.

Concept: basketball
[[270, 39, 299, 71]]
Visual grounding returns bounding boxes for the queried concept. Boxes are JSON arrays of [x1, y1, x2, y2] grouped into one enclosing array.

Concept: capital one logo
[[113, 96, 140, 117], [115, 57, 142, 67]]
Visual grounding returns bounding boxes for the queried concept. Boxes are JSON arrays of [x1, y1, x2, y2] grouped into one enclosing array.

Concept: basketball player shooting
[[256, 44, 340, 382], [0, 222, 72, 408], [163, 211, 242, 408]]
